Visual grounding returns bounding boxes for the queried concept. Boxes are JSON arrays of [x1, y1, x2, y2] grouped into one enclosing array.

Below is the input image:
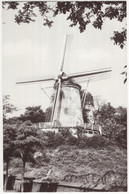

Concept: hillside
[[9, 143, 127, 185]]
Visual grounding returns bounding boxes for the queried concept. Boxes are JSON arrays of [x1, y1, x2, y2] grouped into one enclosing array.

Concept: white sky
[[2, 2, 127, 116]]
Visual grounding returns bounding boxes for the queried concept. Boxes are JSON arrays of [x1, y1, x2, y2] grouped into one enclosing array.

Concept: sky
[[2, 2, 127, 117]]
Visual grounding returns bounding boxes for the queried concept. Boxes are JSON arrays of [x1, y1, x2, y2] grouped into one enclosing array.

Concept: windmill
[[16, 35, 111, 128]]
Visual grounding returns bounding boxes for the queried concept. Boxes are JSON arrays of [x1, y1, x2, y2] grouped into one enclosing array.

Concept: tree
[[94, 103, 117, 138], [3, 2, 127, 83], [14, 121, 42, 192], [3, 124, 17, 191], [94, 102, 127, 144], [5, 116, 22, 125], [2, 1, 127, 48], [3, 1, 127, 85], [3, 96, 19, 190], [3, 95, 17, 123], [20, 106, 45, 123], [114, 106, 127, 148], [115, 106, 127, 128]]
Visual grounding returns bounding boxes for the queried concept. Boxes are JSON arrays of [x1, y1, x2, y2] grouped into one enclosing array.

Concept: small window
[[64, 108, 68, 114]]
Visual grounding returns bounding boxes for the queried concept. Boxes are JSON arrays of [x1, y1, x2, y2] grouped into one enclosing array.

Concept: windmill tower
[[16, 35, 111, 128]]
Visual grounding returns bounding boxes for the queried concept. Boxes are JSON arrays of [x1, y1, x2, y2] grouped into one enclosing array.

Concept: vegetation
[[3, 95, 127, 190], [3, 95, 18, 191], [2, 1, 126, 48], [3, 97, 44, 191], [14, 121, 42, 192], [2, 1, 127, 189], [20, 106, 45, 123], [94, 103, 127, 148], [3, 95, 17, 122], [8, 141, 127, 183], [2, 1, 127, 82], [3, 124, 17, 191]]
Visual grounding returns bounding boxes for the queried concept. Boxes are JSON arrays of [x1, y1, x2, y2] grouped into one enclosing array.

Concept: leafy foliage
[[111, 28, 127, 49], [3, 95, 127, 189], [3, 2, 53, 26], [94, 103, 127, 148], [3, 1, 126, 48], [77, 135, 111, 149], [115, 106, 127, 127], [3, 95, 17, 122], [3, 124, 17, 163], [43, 131, 65, 148], [20, 106, 45, 123], [115, 129, 127, 149], [65, 135, 78, 146], [5, 116, 22, 125], [3, 123, 17, 191], [14, 121, 42, 162], [121, 65, 127, 83], [3, 2, 127, 83], [10, 121, 43, 191], [54, 2, 126, 34]]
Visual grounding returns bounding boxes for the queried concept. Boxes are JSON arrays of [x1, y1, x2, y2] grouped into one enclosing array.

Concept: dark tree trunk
[[21, 160, 26, 192], [4, 160, 9, 191]]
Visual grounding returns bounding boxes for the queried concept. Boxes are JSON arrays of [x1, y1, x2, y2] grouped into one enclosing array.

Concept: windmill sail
[[50, 82, 60, 121], [71, 72, 111, 84], [16, 34, 112, 128], [67, 68, 111, 83], [16, 74, 55, 84], [51, 35, 68, 124], [60, 35, 68, 72]]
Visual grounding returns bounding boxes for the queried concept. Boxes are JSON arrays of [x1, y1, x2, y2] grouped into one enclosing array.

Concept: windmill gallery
[[16, 35, 111, 136]]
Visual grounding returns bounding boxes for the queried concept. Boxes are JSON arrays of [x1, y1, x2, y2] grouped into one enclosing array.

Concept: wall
[[53, 83, 84, 127]]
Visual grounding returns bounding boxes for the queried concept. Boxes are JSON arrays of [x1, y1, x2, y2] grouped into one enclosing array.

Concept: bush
[[43, 129, 123, 150], [65, 135, 78, 146], [78, 136, 89, 148], [59, 127, 72, 138], [45, 131, 65, 148], [88, 135, 107, 148], [77, 135, 112, 149], [54, 133, 65, 147], [115, 130, 127, 149]]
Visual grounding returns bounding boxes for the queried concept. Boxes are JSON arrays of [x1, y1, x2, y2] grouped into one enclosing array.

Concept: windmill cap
[[62, 79, 82, 90]]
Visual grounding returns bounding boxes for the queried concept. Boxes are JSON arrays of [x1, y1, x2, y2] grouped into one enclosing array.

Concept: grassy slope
[[10, 144, 127, 182]]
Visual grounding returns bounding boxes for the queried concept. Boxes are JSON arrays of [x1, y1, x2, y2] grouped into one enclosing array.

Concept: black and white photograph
[[2, 1, 127, 192]]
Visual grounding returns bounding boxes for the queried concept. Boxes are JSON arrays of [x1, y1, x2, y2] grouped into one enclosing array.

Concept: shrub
[[45, 131, 65, 148], [59, 127, 72, 138], [54, 133, 65, 147], [65, 135, 78, 146], [115, 130, 127, 149], [77, 135, 113, 149], [88, 135, 107, 148]]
